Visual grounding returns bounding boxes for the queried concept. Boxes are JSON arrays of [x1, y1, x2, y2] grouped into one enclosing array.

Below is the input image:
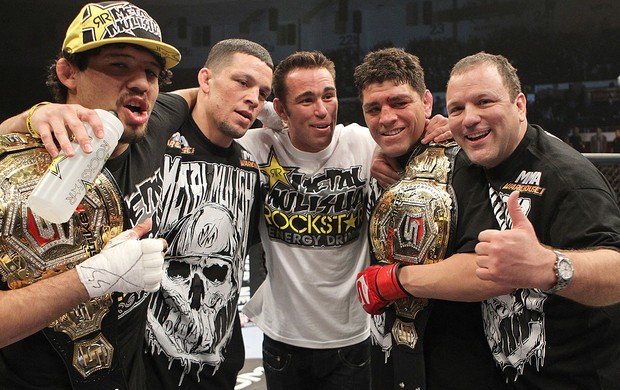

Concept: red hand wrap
[[356, 263, 410, 315], [375, 263, 410, 301]]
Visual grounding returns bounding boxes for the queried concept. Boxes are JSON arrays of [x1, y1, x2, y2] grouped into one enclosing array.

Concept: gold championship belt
[[369, 142, 458, 349], [0, 133, 124, 377]]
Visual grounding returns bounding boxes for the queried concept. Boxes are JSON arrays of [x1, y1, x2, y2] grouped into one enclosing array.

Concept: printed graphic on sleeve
[[259, 148, 367, 248], [124, 168, 163, 228], [118, 168, 164, 319]]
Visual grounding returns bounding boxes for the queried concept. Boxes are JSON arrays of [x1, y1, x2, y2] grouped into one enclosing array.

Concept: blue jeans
[[262, 335, 371, 390]]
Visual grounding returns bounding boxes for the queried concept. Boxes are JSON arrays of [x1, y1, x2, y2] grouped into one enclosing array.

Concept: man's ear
[[515, 92, 527, 122], [273, 98, 288, 122], [197, 67, 212, 93], [56, 58, 78, 91], [423, 89, 433, 118]]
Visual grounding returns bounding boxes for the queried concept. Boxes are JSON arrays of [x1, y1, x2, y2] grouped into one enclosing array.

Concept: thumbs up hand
[[474, 191, 557, 289]]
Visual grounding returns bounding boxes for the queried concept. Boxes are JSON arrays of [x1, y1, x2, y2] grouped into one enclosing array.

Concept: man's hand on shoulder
[[421, 114, 452, 144]]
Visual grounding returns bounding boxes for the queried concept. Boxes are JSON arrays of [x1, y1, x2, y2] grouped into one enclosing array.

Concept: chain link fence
[[585, 153, 620, 206]]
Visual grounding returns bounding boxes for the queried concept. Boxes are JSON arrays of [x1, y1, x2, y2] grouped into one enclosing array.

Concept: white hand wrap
[[76, 230, 165, 298]]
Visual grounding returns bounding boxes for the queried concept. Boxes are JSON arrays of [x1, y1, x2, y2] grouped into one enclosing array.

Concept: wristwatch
[[544, 250, 574, 294]]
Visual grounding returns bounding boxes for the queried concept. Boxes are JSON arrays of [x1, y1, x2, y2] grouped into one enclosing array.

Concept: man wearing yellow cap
[[1, 3, 281, 388], [0, 2, 184, 389]]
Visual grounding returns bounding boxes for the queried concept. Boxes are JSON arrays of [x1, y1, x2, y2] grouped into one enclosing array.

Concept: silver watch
[[544, 250, 573, 294]]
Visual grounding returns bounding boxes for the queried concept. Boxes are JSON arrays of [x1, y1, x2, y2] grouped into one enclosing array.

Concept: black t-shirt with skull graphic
[[481, 125, 620, 389], [143, 114, 261, 389]]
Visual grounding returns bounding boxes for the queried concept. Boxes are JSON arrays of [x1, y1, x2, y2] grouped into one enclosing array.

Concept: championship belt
[[0, 133, 124, 380], [369, 142, 458, 349]]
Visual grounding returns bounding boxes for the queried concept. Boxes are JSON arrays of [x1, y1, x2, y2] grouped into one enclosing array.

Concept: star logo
[[259, 149, 295, 189], [80, 2, 123, 42], [343, 212, 357, 231], [47, 155, 68, 179]]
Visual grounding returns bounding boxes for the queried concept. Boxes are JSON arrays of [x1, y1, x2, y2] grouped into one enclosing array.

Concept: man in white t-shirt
[[239, 51, 375, 390]]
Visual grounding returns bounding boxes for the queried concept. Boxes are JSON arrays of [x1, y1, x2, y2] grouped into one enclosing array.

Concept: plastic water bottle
[[28, 109, 123, 224]]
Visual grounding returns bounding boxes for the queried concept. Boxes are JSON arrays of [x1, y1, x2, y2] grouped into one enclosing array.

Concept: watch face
[[557, 258, 574, 279]]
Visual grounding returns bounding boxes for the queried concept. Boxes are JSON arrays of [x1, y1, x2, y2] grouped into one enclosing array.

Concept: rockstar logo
[[80, 2, 121, 43], [47, 155, 68, 179], [259, 148, 296, 189], [343, 213, 357, 231]]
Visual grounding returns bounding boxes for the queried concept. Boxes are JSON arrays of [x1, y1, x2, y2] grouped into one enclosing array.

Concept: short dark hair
[[205, 39, 274, 73], [353, 47, 426, 99], [272, 51, 336, 104]]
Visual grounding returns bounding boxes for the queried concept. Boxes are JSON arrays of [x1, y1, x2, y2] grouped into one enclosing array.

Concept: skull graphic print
[[147, 203, 242, 379]]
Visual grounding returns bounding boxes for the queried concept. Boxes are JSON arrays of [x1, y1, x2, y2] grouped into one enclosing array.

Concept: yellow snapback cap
[[63, 1, 181, 69]]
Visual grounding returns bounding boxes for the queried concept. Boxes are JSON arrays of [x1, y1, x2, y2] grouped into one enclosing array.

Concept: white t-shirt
[[239, 123, 376, 349]]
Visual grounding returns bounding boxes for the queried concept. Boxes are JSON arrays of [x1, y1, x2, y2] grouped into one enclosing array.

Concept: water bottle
[[28, 109, 123, 224]]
